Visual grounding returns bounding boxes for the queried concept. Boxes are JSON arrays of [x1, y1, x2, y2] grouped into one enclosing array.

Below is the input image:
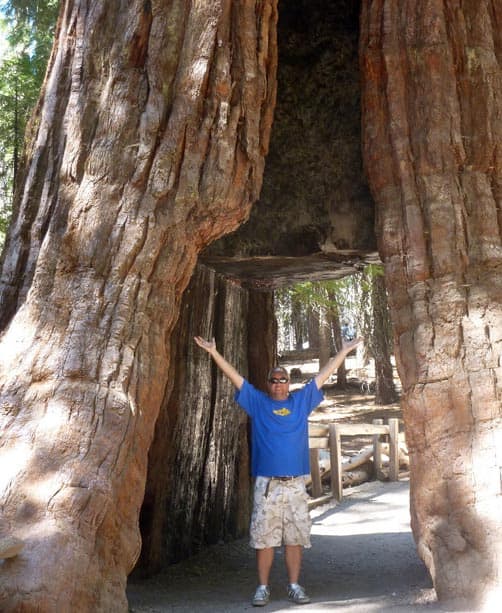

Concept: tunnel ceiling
[[201, 0, 377, 289]]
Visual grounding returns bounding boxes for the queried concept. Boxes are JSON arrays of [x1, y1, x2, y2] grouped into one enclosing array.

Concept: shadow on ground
[[127, 480, 464, 612]]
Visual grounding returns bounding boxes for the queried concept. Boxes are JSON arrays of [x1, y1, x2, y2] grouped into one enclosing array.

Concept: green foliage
[[276, 275, 364, 352], [276, 265, 392, 356], [283, 277, 361, 320], [0, 0, 59, 244]]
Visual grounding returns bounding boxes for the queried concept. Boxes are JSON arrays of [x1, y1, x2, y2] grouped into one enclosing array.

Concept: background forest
[[0, 0, 59, 242], [277, 268, 397, 405]]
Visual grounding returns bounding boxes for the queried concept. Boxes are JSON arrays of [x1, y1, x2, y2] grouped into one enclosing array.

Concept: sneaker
[[252, 584, 270, 606], [287, 583, 310, 604]]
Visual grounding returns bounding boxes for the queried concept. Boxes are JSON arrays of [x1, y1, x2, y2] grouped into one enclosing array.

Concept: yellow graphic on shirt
[[273, 408, 291, 416]]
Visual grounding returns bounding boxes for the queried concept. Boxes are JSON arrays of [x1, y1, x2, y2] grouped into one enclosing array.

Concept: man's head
[[266, 366, 290, 400]]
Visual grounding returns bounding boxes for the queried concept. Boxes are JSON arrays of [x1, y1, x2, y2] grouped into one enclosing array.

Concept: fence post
[[372, 418, 383, 480], [388, 418, 399, 481], [309, 448, 323, 498], [329, 423, 343, 501]]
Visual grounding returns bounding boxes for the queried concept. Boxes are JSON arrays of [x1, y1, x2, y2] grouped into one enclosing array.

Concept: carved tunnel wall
[[137, 0, 375, 573], [202, 0, 376, 288]]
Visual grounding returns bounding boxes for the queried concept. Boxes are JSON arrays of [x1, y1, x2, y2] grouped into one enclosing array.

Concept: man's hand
[[194, 336, 216, 354], [315, 336, 364, 389], [341, 336, 364, 353], [193, 336, 244, 390]]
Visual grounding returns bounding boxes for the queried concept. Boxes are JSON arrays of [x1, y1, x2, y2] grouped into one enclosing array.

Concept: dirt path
[[127, 479, 460, 612]]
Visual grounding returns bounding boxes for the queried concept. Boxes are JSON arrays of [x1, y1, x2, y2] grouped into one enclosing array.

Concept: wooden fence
[[308, 418, 400, 502]]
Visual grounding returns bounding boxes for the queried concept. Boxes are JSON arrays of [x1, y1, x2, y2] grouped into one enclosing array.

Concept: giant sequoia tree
[[361, 2, 502, 608], [1, 0, 501, 611], [0, 1, 277, 610]]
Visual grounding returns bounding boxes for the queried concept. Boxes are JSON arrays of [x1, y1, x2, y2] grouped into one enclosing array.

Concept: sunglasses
[[268, 377, 289, 384]]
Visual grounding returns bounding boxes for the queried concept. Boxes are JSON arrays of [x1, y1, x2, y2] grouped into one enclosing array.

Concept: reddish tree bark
[[247, 289, 276, 391], [361, 1, 502, 607], [0, 1, 277, 610]]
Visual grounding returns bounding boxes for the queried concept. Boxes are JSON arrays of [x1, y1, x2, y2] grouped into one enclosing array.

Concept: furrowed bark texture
[[138, 264, 251, 572], [0, 1, 277, 610], [247, 289, 276, 392], [361, 1, 502, 607]]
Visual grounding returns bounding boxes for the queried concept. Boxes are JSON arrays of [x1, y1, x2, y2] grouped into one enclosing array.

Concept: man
[[194, 335, 362, 606]]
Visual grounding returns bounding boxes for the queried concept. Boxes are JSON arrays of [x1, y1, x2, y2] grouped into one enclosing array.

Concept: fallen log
[[342, 445, 373, 471], [306, 451, 373, 489], [307, 440, 410, 493], [380, 442, 409, 468], [342, 466, 372, 487]]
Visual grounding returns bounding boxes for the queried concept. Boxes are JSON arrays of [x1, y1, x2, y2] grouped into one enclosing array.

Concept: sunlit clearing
[[311, 487, 411, 536]]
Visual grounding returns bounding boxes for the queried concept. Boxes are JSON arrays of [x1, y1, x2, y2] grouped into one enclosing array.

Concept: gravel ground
[[127, 479, 469, 612]]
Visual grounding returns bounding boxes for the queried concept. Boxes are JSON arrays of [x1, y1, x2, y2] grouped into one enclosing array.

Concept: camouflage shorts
[[249, 476, 312, 549]]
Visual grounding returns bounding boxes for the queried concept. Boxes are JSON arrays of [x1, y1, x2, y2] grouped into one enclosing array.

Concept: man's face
[[267, 372, 290, 400]]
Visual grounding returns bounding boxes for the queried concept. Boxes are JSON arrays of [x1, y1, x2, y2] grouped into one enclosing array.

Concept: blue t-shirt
[[235, 379, 324, 477]]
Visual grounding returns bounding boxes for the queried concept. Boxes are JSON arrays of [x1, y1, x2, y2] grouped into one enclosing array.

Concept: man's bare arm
[[194, 336, 245, 390], [314, 337, 364, 389]]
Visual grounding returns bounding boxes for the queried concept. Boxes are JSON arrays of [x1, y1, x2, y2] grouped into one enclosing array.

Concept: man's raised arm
[[194, 336, 245, 390], [314, 337, 364, 389]]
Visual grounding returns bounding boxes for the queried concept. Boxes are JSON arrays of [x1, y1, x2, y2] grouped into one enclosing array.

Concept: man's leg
[[285, 544, 310, 604], [282, 480, 311, 604], [250, 478, 277, 605], [253, 547, 274, 606], [256, 547, 275, 585], [284, 544, 302, 584]]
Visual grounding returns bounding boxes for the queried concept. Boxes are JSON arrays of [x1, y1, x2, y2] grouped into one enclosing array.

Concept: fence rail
[[308, 418, 400, 501]]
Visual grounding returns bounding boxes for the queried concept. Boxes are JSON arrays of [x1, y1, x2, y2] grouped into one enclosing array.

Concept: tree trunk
[[371, 273, 397, 404], [361, 2, 502, 607], [326, 291, 347, 387], [307, 304, 320, 351], [318, 304, 331, 370], [0, 1, 277, 610], [291, 297, 305, 351], [248, 290, 277, 391], [136, 264, 251, 574]]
